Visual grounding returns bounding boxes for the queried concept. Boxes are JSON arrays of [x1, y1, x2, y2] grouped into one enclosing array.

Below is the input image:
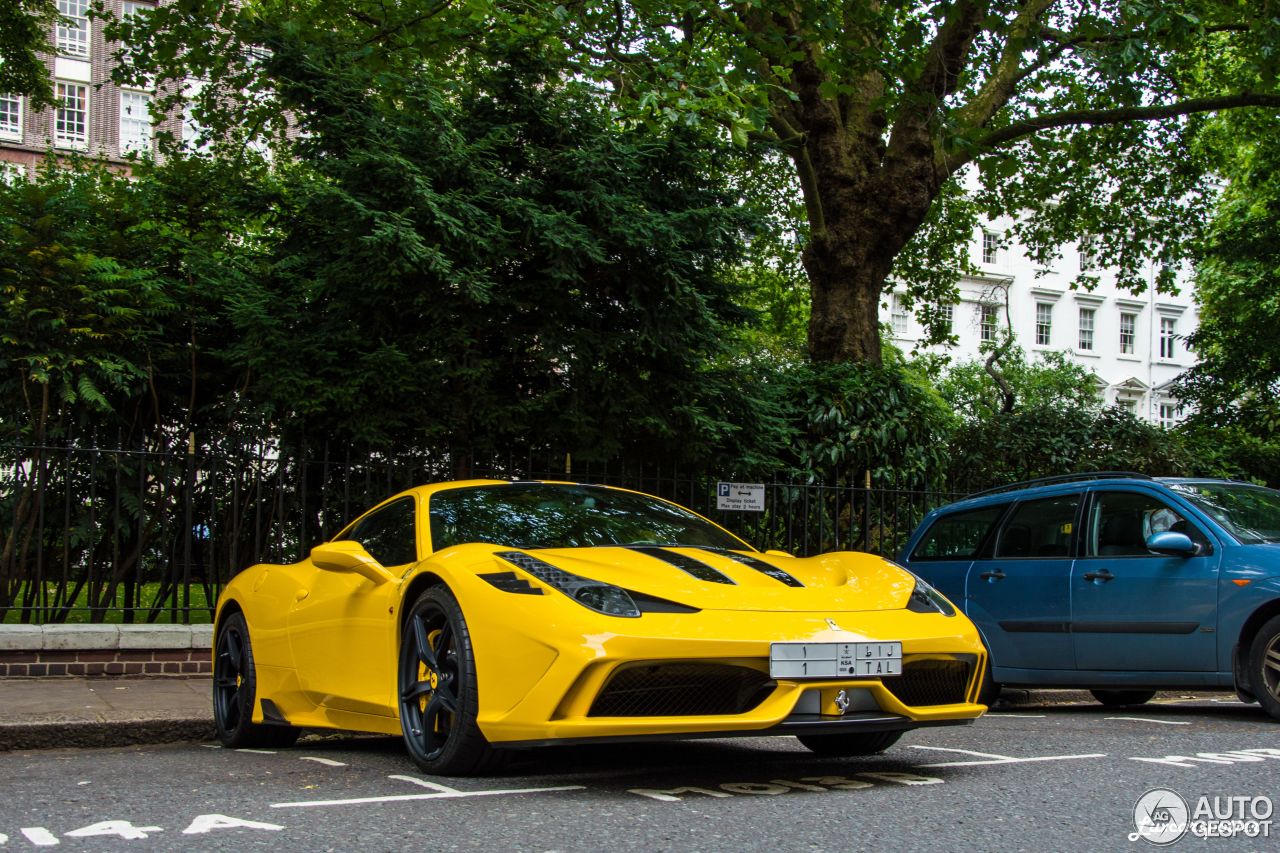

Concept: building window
[[1119, 311, 1136, 355], [1117, 397, 1138, 415], [1159, 316, 1177, 359], [1158, 403, 1179, 430], [1079, 236, 1096, 271], [981, 230, 998, 265], [1035, 302, 1052, 346], [0, 162, 24, 185], [54, 82, 88, 149], [119, 91, 152, 155], [121, 1, 155, 18], [56, 0, 91, 58], [0, 93, 22, 141], [890, 295, 908, 337], [939, 303, 954, 334], [980, 304, 998, 342], [1078, 307, 1095, 351]]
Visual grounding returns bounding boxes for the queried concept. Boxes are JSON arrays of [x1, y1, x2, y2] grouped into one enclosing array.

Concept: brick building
[[0, 0, 184, 178]]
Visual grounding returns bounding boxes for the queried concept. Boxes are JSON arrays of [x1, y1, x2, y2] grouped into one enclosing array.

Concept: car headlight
[[497, 551, 641, 618], [906, 576, 956, 616]]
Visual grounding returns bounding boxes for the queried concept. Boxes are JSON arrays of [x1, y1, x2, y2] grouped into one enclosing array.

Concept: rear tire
[[796, 730, 903, 756], [212, 612, 300, 748], [1089, 689, 1157, 708], [1246, 614, 1280, 721]]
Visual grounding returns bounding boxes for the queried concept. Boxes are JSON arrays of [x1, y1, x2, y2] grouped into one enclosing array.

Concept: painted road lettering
[[1131, 747, 1280, 769], [629, 772, 942, 801], [2, 817, 281, 846]]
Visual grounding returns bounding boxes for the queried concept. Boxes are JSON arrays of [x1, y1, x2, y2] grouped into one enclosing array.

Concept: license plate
[[769, 641, 902, 679]]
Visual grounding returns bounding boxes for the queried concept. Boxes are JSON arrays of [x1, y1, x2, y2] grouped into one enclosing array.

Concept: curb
[[0, 718, 215, 752]]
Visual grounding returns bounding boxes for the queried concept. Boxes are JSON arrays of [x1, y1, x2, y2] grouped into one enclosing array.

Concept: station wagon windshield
[[429, 483, 749, 551], [1169, 483, 1280, 544]]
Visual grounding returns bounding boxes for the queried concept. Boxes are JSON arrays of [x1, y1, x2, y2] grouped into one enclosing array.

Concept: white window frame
[[1035, 302, 1053, 346], [56, 0, 91, 58], [1159, 316, 1177, 359], [939, 303, 954, 334], [1158, 403, 1179, 430], [119, 90, 152, 155], [1078, 307, 1095, 351], [54, 82, 89, 150], [981, 230, 998, 265], [1119, 312, 1136, 355], [121, 1, 155, 18], [1079, 236, 1096, 271], [979, 304, 998, 342], [890, 295, 909, 337], [0, 92, 22, 141]]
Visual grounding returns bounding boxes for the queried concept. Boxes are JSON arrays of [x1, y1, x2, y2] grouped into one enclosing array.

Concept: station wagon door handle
[[1082, 569, 1115, 582], [979, 569, 1006, 581]]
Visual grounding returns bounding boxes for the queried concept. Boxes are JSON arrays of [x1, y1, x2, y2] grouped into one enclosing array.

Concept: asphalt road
[[2, 695, 1279, 851]]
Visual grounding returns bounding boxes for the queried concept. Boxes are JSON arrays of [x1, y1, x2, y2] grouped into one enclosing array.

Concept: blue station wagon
[[902, 473, 1280, 718]]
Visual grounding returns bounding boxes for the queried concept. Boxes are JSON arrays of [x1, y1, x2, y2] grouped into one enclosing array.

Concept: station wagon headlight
[[906, 577, 956, 617], [497, 551, 641, 618]]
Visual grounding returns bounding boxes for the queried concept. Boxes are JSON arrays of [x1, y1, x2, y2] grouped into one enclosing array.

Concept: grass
[[2, 582, 216, 624]]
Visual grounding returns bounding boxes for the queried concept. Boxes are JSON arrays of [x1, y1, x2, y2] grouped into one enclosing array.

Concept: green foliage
[[0, 0, 56, 106], [938, 348, 1101, 421]]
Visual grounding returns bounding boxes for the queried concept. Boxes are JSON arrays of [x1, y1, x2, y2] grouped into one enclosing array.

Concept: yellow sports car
[[213, 480, 988, 774]]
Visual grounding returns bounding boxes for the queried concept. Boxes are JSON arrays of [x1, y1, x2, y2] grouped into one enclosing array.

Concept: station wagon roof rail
[[967, 471, 1154, 499]]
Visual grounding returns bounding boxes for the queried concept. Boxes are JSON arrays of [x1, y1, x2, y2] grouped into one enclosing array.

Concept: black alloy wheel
[[796, 730, 903, 756], [212, 611, 299, 748], [1247, 614, 1280, 721], [398, 586, 502, 775], [1089, 689, 1158, 707]]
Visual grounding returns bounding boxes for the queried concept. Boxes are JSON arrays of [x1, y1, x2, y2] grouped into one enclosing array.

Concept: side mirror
[[1146, 531, 1197, 558], [310, 541, 394, 585]]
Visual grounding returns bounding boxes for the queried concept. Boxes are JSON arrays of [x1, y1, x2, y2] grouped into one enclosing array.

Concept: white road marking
[[235, 749, 277, 754], [200, 744, 222, 749], [1106, 717, 1191, 726], [20, 828, 59, 847], [909, 745, 1105, 768], [300, 757, 348, 767], [388, 775, 460, 793], [270, 785, 585, 809]]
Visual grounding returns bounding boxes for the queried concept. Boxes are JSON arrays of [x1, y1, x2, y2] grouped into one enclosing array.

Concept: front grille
[[588, 663, 775, 717], [883, 658, 972, 707]]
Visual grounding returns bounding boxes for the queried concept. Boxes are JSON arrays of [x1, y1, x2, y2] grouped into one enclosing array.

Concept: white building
[[888, 220, 1196, 428]]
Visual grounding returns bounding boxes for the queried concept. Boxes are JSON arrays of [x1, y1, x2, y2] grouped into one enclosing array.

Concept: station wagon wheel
[[1247, 614, 1280, 721], [1089, 689, 1157, 708], [212, 612, 299, 748], [796, 730, 903, 756], [398, 587, 502, 775]]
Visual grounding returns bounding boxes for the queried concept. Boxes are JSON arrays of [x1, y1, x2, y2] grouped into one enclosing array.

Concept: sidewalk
[[0, 677, 213, 751]]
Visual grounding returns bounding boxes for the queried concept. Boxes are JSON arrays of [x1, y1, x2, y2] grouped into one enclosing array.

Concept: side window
[[994, 495, 1079, 559], [337, 497, 418, 567], [910, 506, 1006, 561], [1087, 491, 1206, 557]]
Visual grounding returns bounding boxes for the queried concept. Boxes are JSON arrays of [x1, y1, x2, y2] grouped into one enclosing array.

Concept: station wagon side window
[[993, 495, 1079, 559], [1085, 491, 1209, 557], [910, 505, 1006, 561], [336, 497, 418, 567]]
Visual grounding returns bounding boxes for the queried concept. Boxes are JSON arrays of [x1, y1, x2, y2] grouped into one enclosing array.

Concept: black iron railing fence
[[0, 442, 967, 624]]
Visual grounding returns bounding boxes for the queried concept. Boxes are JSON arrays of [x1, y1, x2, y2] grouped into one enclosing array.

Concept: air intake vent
[[883, 658, 972, 707], [589, 663, 775, 717]]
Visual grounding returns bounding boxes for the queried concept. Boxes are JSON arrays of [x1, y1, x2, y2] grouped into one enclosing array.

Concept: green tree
[[0, 0, 56, 106], [939, 346, 1099, 420]]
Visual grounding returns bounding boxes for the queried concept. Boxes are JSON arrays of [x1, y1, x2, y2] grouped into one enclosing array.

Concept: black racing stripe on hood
[[626, 546, 736, 585], [698, 548, 804, 588]]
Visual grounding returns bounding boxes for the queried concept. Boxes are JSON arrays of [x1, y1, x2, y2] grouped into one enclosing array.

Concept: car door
[[905, 503, 1007, 611], [287, 496, 416, 716], [1071, 488, 1220, 672], [965, 493, 1080, 672]]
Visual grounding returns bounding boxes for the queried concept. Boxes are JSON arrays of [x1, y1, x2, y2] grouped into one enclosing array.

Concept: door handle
[[979, 569, 1006, 581], [1082, 569, 1114, 582]]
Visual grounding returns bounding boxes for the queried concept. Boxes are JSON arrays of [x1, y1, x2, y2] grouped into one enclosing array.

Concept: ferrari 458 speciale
[[213, 480, 988, 774]]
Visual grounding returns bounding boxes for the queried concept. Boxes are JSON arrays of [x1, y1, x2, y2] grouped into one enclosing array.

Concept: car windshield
[[428, 483, 750, 551], [1169, 482, 1280, 544]]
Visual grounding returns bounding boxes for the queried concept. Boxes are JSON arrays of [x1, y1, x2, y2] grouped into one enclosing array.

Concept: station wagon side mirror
[[310, 541, 395, 585], [1145, 531, 1197, 558]]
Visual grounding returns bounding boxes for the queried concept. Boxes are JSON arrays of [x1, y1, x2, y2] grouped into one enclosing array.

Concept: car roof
[[931, 473, 1248, 516]]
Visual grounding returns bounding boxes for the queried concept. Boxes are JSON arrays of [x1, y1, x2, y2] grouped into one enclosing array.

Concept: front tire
[[796, 730, 903, 756], [212, 612, 299, 748], [398, 586, 502, 775], [1089, 689, 1157, 708], [1247, 614, 1280, 721]]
